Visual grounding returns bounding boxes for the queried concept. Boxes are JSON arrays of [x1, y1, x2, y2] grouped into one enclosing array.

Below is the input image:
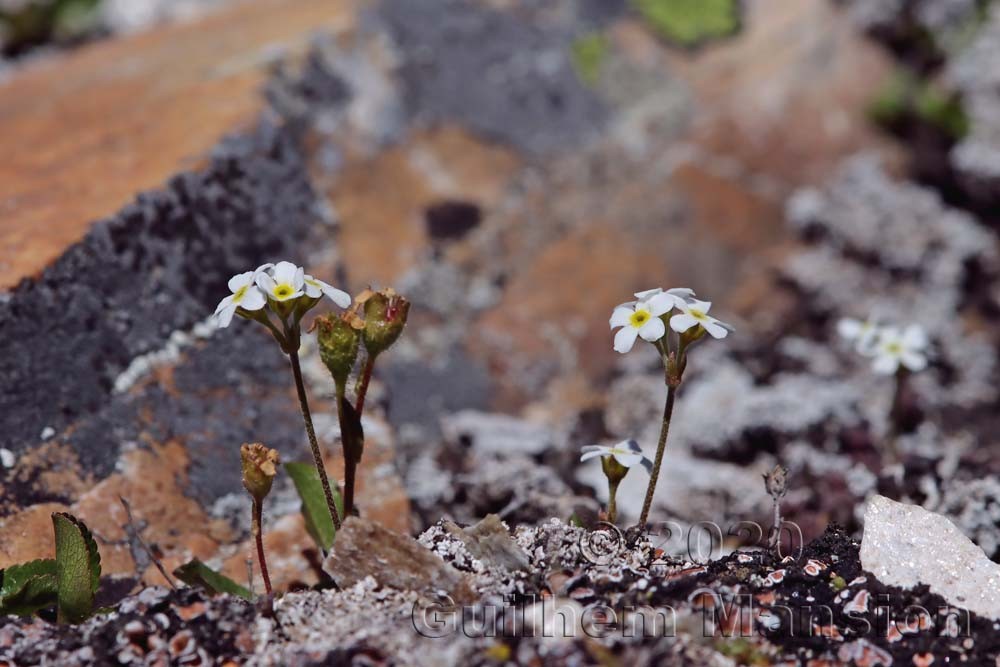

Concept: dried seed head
[[763, 464, 788, 500], [241, 443, 280, 503]]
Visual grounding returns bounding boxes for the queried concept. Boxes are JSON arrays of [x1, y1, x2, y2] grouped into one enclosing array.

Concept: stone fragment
[[443, 514, 530, 572], [440, 410, 554, 456], [860, 495, 1000, 620], [323, 517, 475, 603]]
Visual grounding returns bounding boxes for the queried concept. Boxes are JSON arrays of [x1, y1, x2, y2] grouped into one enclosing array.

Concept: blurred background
[[2, 0, 1000, 591]]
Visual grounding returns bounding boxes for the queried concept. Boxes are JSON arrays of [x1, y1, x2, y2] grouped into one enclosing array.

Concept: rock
[[442, 514, 530, 572], [323, 517, 475, 603], [440, 410, 554, 456], [860, 495, 1000, 620]]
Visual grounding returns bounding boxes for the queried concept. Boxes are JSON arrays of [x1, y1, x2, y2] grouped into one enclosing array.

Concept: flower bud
[[241, 443, 280, 503], [601, 455, 629, 485], [360, 288, 410, 358], [314, 313, 362, 389], [763, 464, 788, 500]]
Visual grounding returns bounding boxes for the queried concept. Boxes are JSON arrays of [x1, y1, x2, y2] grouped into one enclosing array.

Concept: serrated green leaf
[[0, 559, 58, 617], [52, 512, 101, 623], [285, 462, 342, 552], [172, 559, 252, 600]]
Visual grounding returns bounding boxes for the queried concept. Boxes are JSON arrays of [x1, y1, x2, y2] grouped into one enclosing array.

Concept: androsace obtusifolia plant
[[214, 260, 409, 590], [838, 316, 929, 465], [597, 287, 733, 528]]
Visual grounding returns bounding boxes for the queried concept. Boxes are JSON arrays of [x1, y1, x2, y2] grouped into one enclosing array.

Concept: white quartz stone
[[861, 495, 1000, 620]]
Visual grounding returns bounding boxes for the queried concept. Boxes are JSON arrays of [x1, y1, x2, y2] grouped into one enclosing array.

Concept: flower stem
[[354, 354, 375, 415], [638, 385, 677, 527], [607, 479, 620, 525], [768, 498, 781, 552], [885, 370, 907, 466], [288, 349, 342, 530], [251, 499, 272, 596]]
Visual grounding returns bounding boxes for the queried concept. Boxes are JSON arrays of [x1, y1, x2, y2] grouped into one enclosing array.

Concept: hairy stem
[[885, 370, 907, 467], [769, 499, 781, 552], [638, 385, 677, 527], [289, 350, 342, 530], [354, 355, 376, 415], [252, 499, 272, 596]]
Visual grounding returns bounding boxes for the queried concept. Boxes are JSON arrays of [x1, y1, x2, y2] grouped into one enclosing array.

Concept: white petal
[[256, 273, 277, 294], [293, 266, 305, 290], [254, 262, 274, 276], [646, 292, 678, 317], [687, 298, 712, 313], [901, 351, 927, 372], [214, 294, 234, 316], [666, 287, 695, 299], [638, 317, 666, 342], [323, 284, 352, 308], [701, 319, 729, 339], [902, 325, 928, 350], [272, 261, 299, 284], [303, 276, 323, 298], [613, 451, 643, 467], [227, 271, 254, 293], [621, 439, 642, 454], [872, 354, 899, 375], [837, 318, 862, 340], [670, 313, 698, 333], [580, 449, 607, 462], [240, 286, 267, 311], [610, 306, 633, 329], [215, 303, 237, 328], [614, 326, 640, 354], [633, 288, 663, 300]]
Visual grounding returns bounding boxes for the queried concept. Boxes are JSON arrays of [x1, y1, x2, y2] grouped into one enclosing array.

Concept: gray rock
[[860, 495, 1000, 620], [323, 517, 476, 603], [443, 514, 530, 572], [440, 410, 554, 455]]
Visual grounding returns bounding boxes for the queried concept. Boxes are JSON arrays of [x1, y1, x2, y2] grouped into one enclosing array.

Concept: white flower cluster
[[213, 261, 351, 328], [838, 317, 929, 375], [609, 287, 733, 354]]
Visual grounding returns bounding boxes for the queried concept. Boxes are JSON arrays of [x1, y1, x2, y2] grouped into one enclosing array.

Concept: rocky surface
[[3, 0, 1000, 664]]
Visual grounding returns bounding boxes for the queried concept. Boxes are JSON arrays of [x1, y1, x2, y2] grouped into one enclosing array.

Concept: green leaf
[[52, 512, 101, 623], [338, 396, 365, 465], [172, 559, 253, 600], [0, 559, 58, 617], [631, 0, 740, 48], [285, 462, 343, 552]]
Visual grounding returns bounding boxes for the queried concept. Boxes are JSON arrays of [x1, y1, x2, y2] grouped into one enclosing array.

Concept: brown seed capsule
[[241, 443, 279, 503], [763, 464, 788, 500]]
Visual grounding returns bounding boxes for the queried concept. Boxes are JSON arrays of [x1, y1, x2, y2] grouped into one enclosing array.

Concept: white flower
[[580, 440, 652, 472], [303, 274, 352, 308], [837, 317, 880, 355], [871, 325, 928, 375], [255, 260, 305, 302], [213, 271, 266, 328], [669, 299, 733, 339], [630, 287, 696, 305], [609, 291, 681, 353]]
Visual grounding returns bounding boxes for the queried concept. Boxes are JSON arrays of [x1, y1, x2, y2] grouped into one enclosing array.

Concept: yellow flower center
[[233, 285, 248, 303], [630, 310, 650, 327], [274, 284, 294, 299], [885, 341, 902, 355], [689, 309, 706, 320]]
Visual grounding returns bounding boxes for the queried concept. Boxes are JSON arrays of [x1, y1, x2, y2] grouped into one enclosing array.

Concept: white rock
[[0, 448, 14, 469], [861, 495, 1000, 620], [440, 410, 553, 455]]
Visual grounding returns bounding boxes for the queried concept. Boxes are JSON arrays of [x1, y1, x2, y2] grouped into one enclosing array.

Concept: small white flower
[[303, 274, 352, 308], [837, 317, 880, 355], [609, 291, 680, 353], [871, 325, 928, 375], [580, 440, 652, 472], [255, 260, 305, 302], [214, 271, 267, 328], [669, 299, 733, 339]]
